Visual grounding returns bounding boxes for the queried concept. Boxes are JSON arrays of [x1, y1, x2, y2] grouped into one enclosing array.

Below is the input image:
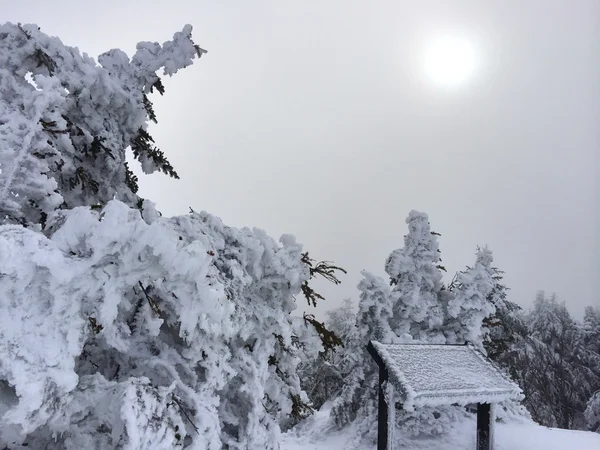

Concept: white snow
[[371, 342, 521, 410], [281, 407, 600, 450]]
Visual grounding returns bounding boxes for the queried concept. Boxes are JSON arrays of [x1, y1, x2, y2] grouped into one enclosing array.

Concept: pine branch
[[169, 395, 199, 434], [299, 252, 346, 307], [289, 393, 313, 420], [124, 162, 139, 193], [138, 281, 161, 316], [131, 128, 179, 179], [303, 313, 343, 356]]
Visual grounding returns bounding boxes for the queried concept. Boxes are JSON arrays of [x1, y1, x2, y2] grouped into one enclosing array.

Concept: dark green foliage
[[69, 167, 100, 194], [125, 162, 139, 193], [290, 393, 313, 421], [131, 128, 179, 179], [88, 317, 103, 335], [482, 267, 524, 365], [303, 313, 343, 356], [300, 252, 346, 307]]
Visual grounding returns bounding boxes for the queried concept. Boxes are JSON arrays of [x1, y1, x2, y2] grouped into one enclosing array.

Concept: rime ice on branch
[[0, 23, 344, 449], [0, 22, 205, 228]]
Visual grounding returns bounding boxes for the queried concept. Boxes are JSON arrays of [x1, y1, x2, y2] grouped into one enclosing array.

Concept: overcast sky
[[5, 0, 599, 319]]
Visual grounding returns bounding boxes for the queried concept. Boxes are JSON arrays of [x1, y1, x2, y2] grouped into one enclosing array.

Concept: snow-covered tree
[[0, 22, 205, 229], [514, 293, 599, 429], [330, 272, 393, 433], [325, 298, 357, 347], [299, 299, 355, 410], [582, 307, 600, 432], [585, 390, 600, 432], [0, 23, 346, 449], [385, 210, 446, 342], [583, 306, 600, 355], [445, 246, 496, 350], [482, 269, 524, 368], [332, 212, 465, 443]]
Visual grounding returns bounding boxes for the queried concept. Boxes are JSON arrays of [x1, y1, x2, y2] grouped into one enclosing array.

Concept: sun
[[421, 35, 478, 88]]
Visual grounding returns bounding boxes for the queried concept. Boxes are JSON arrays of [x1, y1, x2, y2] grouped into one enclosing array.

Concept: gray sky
[[5, 0, 599, 319]]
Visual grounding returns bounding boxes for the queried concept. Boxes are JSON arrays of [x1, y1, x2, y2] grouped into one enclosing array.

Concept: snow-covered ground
[[281, 408, 600, 450]]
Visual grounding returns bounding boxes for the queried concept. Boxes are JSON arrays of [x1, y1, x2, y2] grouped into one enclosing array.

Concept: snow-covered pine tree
[[332, 212, 466, 444], [454, 255, 530, 420], [330, 271, 394, 435], [0, 24, 345, 449], [299, 299, 356, 410], [325, 298, 357, 346], [482, 266, 524, 366], [515, 293, 600, 429], [0, 22, 205, 229], [385, 210, 446, 343], [582, 307, 600, 432], [585, 390, 600, 432], [583, 306, 600, 355], [445, 246, 496, 351]]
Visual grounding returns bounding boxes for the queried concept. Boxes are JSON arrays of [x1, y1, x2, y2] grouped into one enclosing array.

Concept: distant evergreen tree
[[331, 272, 392, 431], [514, 293, 600, 429], [582, 307, 600, 432], [299, 299, 355, 410], [583, 306, 600, 355], [332, 211, 468, 444], [385, 210, 446, 343], [585, 390, 600, 432], [445, 246, 496, 351], [481, 263, 526, 370], [325, 298, 357, 345]]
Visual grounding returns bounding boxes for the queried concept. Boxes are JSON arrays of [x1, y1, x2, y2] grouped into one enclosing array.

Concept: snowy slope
[[281, 407, 600, 450]]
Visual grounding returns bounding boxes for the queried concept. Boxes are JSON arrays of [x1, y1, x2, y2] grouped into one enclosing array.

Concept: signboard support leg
[[477, 402, 491, 450]]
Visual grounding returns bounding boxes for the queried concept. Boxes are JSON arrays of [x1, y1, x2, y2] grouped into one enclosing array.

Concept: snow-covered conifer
[[585, 390, 600, 432], [330, 272, 392, 430], [385, 210, 445, 342], [515, 293, 599, 429], [299, 299, 356, 410], [332, 211, 454, 442], [583, 306, 600, 355], [0, 22, 205, 228], [0, 24, 345, 449], [445, 246, 496, 350]]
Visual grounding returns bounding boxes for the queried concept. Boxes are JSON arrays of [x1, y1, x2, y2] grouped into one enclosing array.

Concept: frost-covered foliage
[[445, 247, 496, 350], [330, 273, 393, 431], [583, 306, 600, 355], [325, 298, 357, 346], [0, 201, 336, 448], [0, 22, 204, 228], [385, 210, 446, 342], [330, 212, 472, 443], [299, 299, 355, 411], [324, 210, 536, 446], [585, 391, 600, 432], [355, 272, 395, 343], [511, 293, 600, 430], [0, 24, 347, 449], [483, 285, 523, 366]]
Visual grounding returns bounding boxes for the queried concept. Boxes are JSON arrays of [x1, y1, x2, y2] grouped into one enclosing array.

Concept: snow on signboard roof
[[369, 341, 521, 410]]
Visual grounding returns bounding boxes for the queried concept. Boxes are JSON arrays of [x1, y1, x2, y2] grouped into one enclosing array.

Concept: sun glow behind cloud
[[421, 35, 479, 89]]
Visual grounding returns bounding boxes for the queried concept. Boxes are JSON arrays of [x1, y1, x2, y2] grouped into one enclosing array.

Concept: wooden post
[[476, 402, 491, 450], [378, 365, 389, 450], [368, 342, 393, 450], [385, 378, 395, 449]]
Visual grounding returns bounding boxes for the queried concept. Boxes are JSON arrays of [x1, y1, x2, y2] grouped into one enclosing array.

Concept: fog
[[5, 0, 599, 318]]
